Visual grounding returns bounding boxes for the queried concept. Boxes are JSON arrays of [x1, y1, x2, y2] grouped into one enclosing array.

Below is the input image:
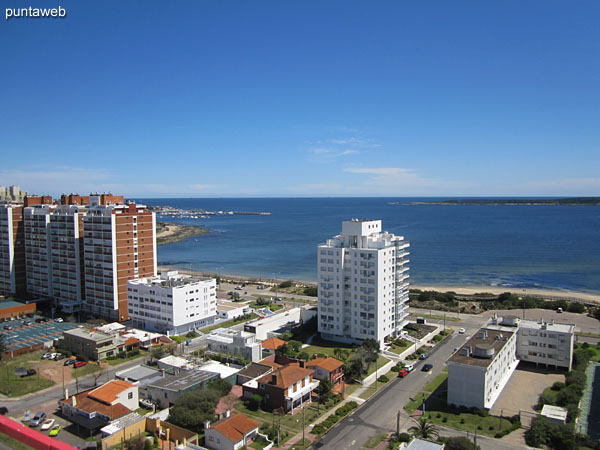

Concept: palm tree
[[409, 417, 439, 440]]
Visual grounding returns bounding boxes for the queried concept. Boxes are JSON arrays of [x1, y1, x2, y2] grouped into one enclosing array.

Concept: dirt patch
[[38, 360, 75, 384]]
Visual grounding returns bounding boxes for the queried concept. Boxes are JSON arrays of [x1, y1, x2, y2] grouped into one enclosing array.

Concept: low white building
[[216, 300, 250, 320], [243, 305, 317, 340], [541, 404, 568, 425], [447, 327, 519, 409], [127, 271, 217, 335], [207, 329, 262, 362], [205, 413, 260, 450], [447, 315, 576, 409]]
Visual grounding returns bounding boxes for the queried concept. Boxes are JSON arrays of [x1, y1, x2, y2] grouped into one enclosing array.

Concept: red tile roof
[[88, 380, 135, 404], [60, 391, 131, 420], [261, 337, 287, 350], [257, 363, 314, 389], [307, 357, 344, 372], [211, 414, 259, 443]]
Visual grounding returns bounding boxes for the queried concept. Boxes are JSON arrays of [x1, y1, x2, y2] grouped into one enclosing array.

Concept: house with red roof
[[58, 380, 139, 431], [205, 413, 260, 450], [242, 361, 319, 413], [306, 356, 344, 386], [260, 337, 287, 356]]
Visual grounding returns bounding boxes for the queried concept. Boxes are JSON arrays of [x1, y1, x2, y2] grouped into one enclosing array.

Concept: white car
[[40, 418, 55, 431], [459, 328, 466, 334], [54, 318, 64, 323], [41, 353, 53, 359], [404, 363, 415, 372]]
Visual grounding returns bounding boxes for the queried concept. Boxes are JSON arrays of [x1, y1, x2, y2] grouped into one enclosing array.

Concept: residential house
[[58, 380, 139, 431], [205, 413, 260, 450], [216, 300, 250, 320], [146, 370, 219, 409], [306, 356, 344, 386], [260, 337, 287, 357], [242, 362, 318, 413], [207, 329, 262, 363], [59, 327, 117, 361]]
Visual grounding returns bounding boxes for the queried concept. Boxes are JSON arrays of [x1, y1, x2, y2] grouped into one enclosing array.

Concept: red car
[[74, 361, 87, 368], [397, 369, 409, 378]]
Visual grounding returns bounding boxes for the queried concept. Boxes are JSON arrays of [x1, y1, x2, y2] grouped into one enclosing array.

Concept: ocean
[[135, 197, 600, 293]]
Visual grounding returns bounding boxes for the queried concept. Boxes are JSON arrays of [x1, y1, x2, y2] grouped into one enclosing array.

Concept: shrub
[[378, 375, 389, 383], [567, 302, 585, 314], [279, 280, 293, 288], [551, 381, 566, 391], [247, 394, 262, 411]]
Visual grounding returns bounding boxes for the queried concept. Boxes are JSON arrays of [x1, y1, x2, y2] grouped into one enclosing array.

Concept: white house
[[207, 329, 262, 362], [216, 300, 250, 320], [317, 219, 410, 347], [243, 305, 317, 341], [205, 413, 260, 450], [127, 271, 217, 335]]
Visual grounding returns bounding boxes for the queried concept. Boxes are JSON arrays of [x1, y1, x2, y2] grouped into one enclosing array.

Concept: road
[[314, 309, 530, 450], [0, 357, 147, 418]]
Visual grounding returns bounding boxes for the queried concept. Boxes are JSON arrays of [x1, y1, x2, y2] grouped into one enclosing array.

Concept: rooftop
[[261, 337, 287, 351], [115, 365, 161, 382], [0, 300, 30, 310], [148, 370, 218, 391], [447, 328, 515, 368], [307, 356, 344, 372], [237, 363, 273, 379], [406, 438, 444, 450], [541, 404, 568, 421], [60, 390, 131, 420], [88, 380, 136, 404], [211, 414, 259, 443], [64, 327, 113, 342], [256, 363, 314, 389]]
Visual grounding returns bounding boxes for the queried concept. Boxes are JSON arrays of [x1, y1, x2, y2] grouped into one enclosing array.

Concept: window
[[128, 392, 133, 399]]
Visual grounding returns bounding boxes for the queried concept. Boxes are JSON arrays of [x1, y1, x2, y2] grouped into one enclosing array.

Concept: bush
[[566, 302, 585, 314], [303, 286, 318, 297], [396, 432, 411, 443], [377, 375, 389, 383], [551, 381, 566, 391], [247, 394, 262, 411], [279, 280, 293, 289]]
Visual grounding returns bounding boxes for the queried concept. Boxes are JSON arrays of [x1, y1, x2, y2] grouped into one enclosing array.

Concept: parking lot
[[1, 316, 77, 353]]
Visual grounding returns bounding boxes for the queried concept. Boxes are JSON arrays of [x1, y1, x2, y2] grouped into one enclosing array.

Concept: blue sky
[[1, 1, 598, 197]]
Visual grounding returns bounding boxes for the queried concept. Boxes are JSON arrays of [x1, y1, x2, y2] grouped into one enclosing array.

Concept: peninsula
[[156, 221, 208, 245], [390, 197, 600, 206]]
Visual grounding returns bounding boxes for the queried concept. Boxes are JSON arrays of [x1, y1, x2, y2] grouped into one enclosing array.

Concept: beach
[[156, 222, 208, 245]]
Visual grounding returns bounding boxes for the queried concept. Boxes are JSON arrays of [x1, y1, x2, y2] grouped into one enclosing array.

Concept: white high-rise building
[[127, 271, 217, 335], [317, 219, 410, 346]]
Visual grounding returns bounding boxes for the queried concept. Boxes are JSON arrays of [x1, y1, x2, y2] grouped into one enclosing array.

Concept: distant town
[[0, 185, 598, 450]]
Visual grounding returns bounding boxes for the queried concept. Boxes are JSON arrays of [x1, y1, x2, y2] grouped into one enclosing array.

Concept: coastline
[[156, 222, 208, 245], [157, 265, 600, 303]]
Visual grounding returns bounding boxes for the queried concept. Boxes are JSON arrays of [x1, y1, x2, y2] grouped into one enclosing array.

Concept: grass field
[[106, 350, 148, 366], [0, 351, 54, 397], [409, 313, 462, 322], [424, 409, 513, 438], [200, 313, 259, 334], [72, 362, 102, 378]]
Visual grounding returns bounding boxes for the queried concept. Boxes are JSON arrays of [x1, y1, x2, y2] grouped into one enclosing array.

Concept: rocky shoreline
[[156, 221, 208, 245]]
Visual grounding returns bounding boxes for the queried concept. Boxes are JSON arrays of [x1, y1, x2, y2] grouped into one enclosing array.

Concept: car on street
[[397, 369, 409, 378], [30, 412, 46, 427], [257, 285, 266, 290], [49, 424, 61, 437], [422, 363, 433, 372], [40, 419, 55, 431], [404, 363, 414, 372], [74, 361, 87, 368], [64, 359, 76, 366], [54, 318, 64, 323], [459, 328, 466, 334], [235, 286, 243, 290], [419, 353, 429, 360]]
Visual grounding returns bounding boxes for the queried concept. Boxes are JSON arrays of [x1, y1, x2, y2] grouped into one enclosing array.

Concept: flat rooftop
[[0, 300, 30, 309], [448, 328, 515, 368], [64, 327, 113, 342], [148, 370, 218, 391]]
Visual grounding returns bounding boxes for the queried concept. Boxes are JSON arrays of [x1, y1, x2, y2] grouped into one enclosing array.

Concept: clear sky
[[1, 1, 598, 198]]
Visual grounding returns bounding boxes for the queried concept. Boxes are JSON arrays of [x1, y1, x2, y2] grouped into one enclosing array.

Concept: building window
[[128, 392, 133, 399]]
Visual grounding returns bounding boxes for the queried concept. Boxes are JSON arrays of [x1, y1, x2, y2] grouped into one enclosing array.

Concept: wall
[[0, 301, 36, 319], [100, 418, 146, 450]]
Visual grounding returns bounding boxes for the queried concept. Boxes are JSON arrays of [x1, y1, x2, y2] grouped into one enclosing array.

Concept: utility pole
[[443, 313, 446, 332], [422, 392, 425, 415], [302, 403, 305, 445], [396, 411, 400, 436]]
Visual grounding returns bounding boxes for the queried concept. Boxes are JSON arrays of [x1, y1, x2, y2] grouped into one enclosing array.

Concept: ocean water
[[135, 198, 600, 293]]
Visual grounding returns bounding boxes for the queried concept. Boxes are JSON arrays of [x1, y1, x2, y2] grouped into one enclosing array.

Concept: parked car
[[42, 352, 53, 359], [257, 285, 266, 290], [397, 369, 409, 378], [35, 318, 45, 323], [404, 363, 414, 372], [419, 353, 429, 360], [23, 321, 32, 326], [3, 325, 12, 330], [49, 353, 60, 360], [27, 369, 36, 376], [0, 407, 8, 415], [54, 318, 64, 323], [30, 412, 46, 427], [459, 328, 466, 334], [74, 361, 87, 368], [49, 424, 61, 437], [40, 419, 55, 431], [64, 359, 75, 366], [422, 363, 433, 372], [235, 286, 243, 290], [55, 353, 66, 360]]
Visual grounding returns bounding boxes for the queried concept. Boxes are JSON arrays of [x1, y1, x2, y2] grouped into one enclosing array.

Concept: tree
[[317, 378, 333, 402], [408, 417, 439, 440], [566, 302, 585, 314], [333, 348, 350, 362], [208, 378, 232, 397], [168, 388, 220, 433], [151, 346, 166, 362], [445, 436, 481, 450], [222, 393, 238, 412], [0, 335, 6, 360], [362, 338, 380, 354], [247, 394, 263, 411], [279, 280, 293, 289]]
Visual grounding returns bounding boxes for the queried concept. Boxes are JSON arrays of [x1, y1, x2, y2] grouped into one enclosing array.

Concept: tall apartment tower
[[0, 205, 26, 297], [83, 201, 157, 321], [49, 205, 87, 314], [24, 205, 54, 298], [317, 219, 410, 347]]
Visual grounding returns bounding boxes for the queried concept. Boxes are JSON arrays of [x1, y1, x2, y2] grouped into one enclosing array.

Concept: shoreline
[[157, 266, 600, 303], [156, 222, 208, 245]]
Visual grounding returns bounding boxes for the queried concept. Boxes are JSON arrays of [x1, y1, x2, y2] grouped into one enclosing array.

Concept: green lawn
[[363, 433, 387, 449], [304, 337, 354, 358], [365, 355, 391, 377], [388, 341, 411, 355], [249, 437, 271, 450], [0, 351, 55, 397], [72, 362, 102, 378], [424, 373, 448, 393], [409, 313, 462, 322], [106, 350, 148, 366], [200, 313, 259, 334], [249, 302, 284, 312], [424, 409, 513, 438]]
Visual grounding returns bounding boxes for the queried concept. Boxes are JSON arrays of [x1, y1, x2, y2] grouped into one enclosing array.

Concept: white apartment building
[[24, 205, 54, 298], [317, 219, 410, 346], [207, 329, 262, 362], [447, 315, 575, 409], [127, 271, 217, 335], [83, 201, 157, 321], [0, 204, 25, 297], [447, 327, 519, 409]]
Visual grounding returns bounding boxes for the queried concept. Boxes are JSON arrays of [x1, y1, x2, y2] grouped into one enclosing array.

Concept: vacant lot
[[491, 365, 565, 416], [0, 351, 54, 396]]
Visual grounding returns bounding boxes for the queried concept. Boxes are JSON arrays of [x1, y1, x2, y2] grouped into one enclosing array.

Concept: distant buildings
[[317, 219, 410, 347], [0, 191, 157, 323], [0, 185, 27, 203], [127, 271, 216, 335], [447, 315, 575, 409], [207, 329, 262, 362]]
